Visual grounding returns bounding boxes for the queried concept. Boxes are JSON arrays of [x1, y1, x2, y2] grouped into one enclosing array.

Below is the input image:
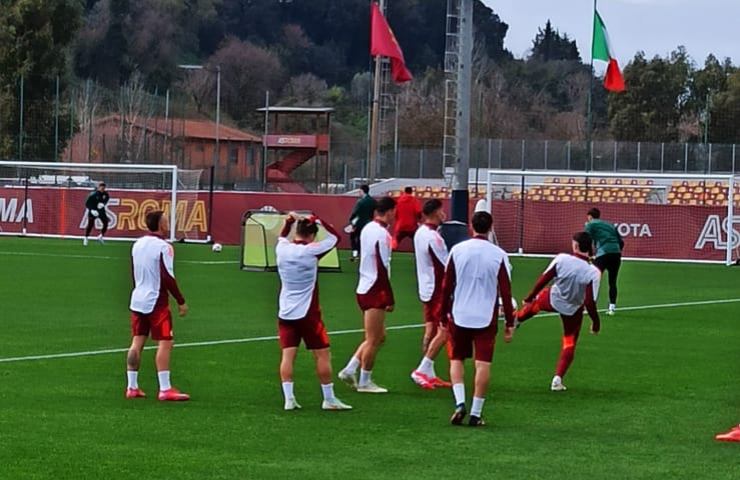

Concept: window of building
[[229, 145, 239, 164]]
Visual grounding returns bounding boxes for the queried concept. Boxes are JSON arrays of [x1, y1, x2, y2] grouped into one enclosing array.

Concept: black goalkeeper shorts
[[593, 253, 621, 273]]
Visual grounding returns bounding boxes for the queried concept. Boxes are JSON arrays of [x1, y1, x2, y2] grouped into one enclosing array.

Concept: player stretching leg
[[516, 232, 601, 392], [585, 208, 624, 315], [410, 199, 451, 389], [339, 197, 396, 394], [126, 210, 190, 401], [442, 212, 515, 426], [84, 182, 110, 246], [276, 213, 352, 411]]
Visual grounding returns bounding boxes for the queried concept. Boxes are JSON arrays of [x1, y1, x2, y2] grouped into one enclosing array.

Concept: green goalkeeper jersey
[[585, 219, 623, 257]]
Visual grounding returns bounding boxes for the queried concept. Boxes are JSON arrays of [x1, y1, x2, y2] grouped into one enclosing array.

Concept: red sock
[[555, 336, 577, 377]]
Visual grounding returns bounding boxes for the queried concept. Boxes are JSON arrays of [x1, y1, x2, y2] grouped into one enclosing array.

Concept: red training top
[[394, 193, 422, 232]]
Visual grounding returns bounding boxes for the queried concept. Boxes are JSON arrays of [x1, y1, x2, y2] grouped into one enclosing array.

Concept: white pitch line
[[0, 250, 237, 265], [1, 298, 738, 365]]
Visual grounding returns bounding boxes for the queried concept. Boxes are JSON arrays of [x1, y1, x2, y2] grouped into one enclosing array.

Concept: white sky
[[484, 0, 738, 70]]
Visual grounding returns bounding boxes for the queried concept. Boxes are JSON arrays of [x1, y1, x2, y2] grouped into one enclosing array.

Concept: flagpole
[[586, 0, 597, 172], [368, 0, 386, 185]]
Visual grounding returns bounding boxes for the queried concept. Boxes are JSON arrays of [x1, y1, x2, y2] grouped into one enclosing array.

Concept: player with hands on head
[[275, 212, 352, 411]]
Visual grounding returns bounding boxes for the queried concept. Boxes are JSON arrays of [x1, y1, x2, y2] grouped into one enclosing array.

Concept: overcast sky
[[484, 0, 738, 72]]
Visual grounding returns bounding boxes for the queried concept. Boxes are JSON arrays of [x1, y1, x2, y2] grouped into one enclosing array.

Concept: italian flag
[[592, 10, 625, 92]]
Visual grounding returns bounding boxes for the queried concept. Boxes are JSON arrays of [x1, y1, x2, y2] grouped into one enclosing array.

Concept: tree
[[608, 48, 693, 142], [709, 70, 740, 143], [207, 37, 285, 125], [281, 74, 328, 106], [75, 0, 188, 88], [118, 71, 154, 162], [0, 0, 83, 159], [530, 20, 580, 63]]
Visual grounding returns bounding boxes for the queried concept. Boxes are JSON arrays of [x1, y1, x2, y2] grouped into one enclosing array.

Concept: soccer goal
[[240, 210, 341, 272], [484, 169, 739, 265], [0, 161, 209, 243]]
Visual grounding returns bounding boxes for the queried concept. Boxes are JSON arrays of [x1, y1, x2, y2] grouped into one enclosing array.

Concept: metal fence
[[2, 76, 739, 193]]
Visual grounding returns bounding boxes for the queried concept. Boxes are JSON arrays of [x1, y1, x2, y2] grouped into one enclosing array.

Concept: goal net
[[0, 161, 207, 243], [484, 170, 739, 265], [240, 210, 340, 272]]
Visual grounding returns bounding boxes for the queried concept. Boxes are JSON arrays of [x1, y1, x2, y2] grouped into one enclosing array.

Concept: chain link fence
[[2, 76, 739, 194]]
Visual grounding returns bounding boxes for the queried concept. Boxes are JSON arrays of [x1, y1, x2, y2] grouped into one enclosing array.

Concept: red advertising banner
[[1, 188, 737, 262], [0, 186, 208, 240]]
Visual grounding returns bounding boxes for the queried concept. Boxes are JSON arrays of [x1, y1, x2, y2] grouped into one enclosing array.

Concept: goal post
[[484, 169, 738, 265], [0, 161, 208, 243]]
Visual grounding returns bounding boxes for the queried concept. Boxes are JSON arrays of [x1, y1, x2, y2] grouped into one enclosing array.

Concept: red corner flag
[[370, 2, 413, 83]]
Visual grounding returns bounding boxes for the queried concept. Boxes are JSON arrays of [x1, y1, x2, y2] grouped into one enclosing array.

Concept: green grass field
[[0, 237, 739, 479]]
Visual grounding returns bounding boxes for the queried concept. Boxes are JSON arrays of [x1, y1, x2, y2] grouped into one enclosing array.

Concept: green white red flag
[[592, 10, 625, 92]]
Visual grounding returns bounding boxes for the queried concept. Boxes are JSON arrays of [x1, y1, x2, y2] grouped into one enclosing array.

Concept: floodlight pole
[[368, 0, 387, 185], [450, 0, 473, 223], [215, 65, 221, 173]]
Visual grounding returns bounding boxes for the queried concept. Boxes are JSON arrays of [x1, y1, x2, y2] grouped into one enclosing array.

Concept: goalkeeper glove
[[97, 202, 105, 210], [90, 210, 99, 218]]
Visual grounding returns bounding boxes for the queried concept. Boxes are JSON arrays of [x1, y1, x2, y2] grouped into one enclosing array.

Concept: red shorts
[[423, 296, 443, 325], [278, 310, 330, 350], [532, 287, 555, 313], [448, 315, 498, 362], [356, 280, 395, 312], [131, 305, 173, 341]]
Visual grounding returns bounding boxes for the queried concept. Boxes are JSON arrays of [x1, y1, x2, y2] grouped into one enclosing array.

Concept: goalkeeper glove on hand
[[90, 210, 99, 217], [97, 202, 105, 210]]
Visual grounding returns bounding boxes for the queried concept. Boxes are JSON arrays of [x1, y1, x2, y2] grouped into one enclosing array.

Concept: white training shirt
[[276, 227, 338, 320], [130, 235, 183, 314], [356, 221, 392, 295], [414, 224, 448, 302], [446, 238, 512, 329], [546, 254, 602, 316]]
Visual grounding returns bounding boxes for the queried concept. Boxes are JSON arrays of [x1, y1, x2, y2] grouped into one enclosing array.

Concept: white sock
[[552, 375, 562, 385], [321, 383, 335, 401], [352, 250, 358, 257], [126, 371, 138, 389], [282, 381, 294, 401], [471, 396, 485, 418], [452, 383, 465, 406], [418, 356, 435, 377], [343, 356, 360, 375], [609, 303, 616, 309], [359, 369, 372, 387], [157, 370, 171, 391]]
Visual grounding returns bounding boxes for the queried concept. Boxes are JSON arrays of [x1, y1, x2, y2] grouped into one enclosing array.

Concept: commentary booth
[[240, 210, 341, 272]]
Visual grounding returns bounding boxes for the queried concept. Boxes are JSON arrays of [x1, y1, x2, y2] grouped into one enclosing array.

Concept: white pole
[[170, 167, 178, 243], [727, 175, 735, 266], [486, 169, 493, 214]]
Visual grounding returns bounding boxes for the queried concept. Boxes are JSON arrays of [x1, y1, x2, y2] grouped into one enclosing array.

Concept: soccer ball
[[212, 243, 223, 253]]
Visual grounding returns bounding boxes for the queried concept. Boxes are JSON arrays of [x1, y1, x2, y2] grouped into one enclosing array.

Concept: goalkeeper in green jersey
[[84, 182, 110, 246], [585, 208, 624, 316]]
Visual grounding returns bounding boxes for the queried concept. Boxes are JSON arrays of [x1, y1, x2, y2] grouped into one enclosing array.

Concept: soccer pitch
[[0, 238, 738, 479]]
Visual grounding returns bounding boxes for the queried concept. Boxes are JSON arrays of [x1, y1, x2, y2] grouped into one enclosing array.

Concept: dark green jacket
[[349, 194, 376, 231], [585, 219, 623, 257]]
